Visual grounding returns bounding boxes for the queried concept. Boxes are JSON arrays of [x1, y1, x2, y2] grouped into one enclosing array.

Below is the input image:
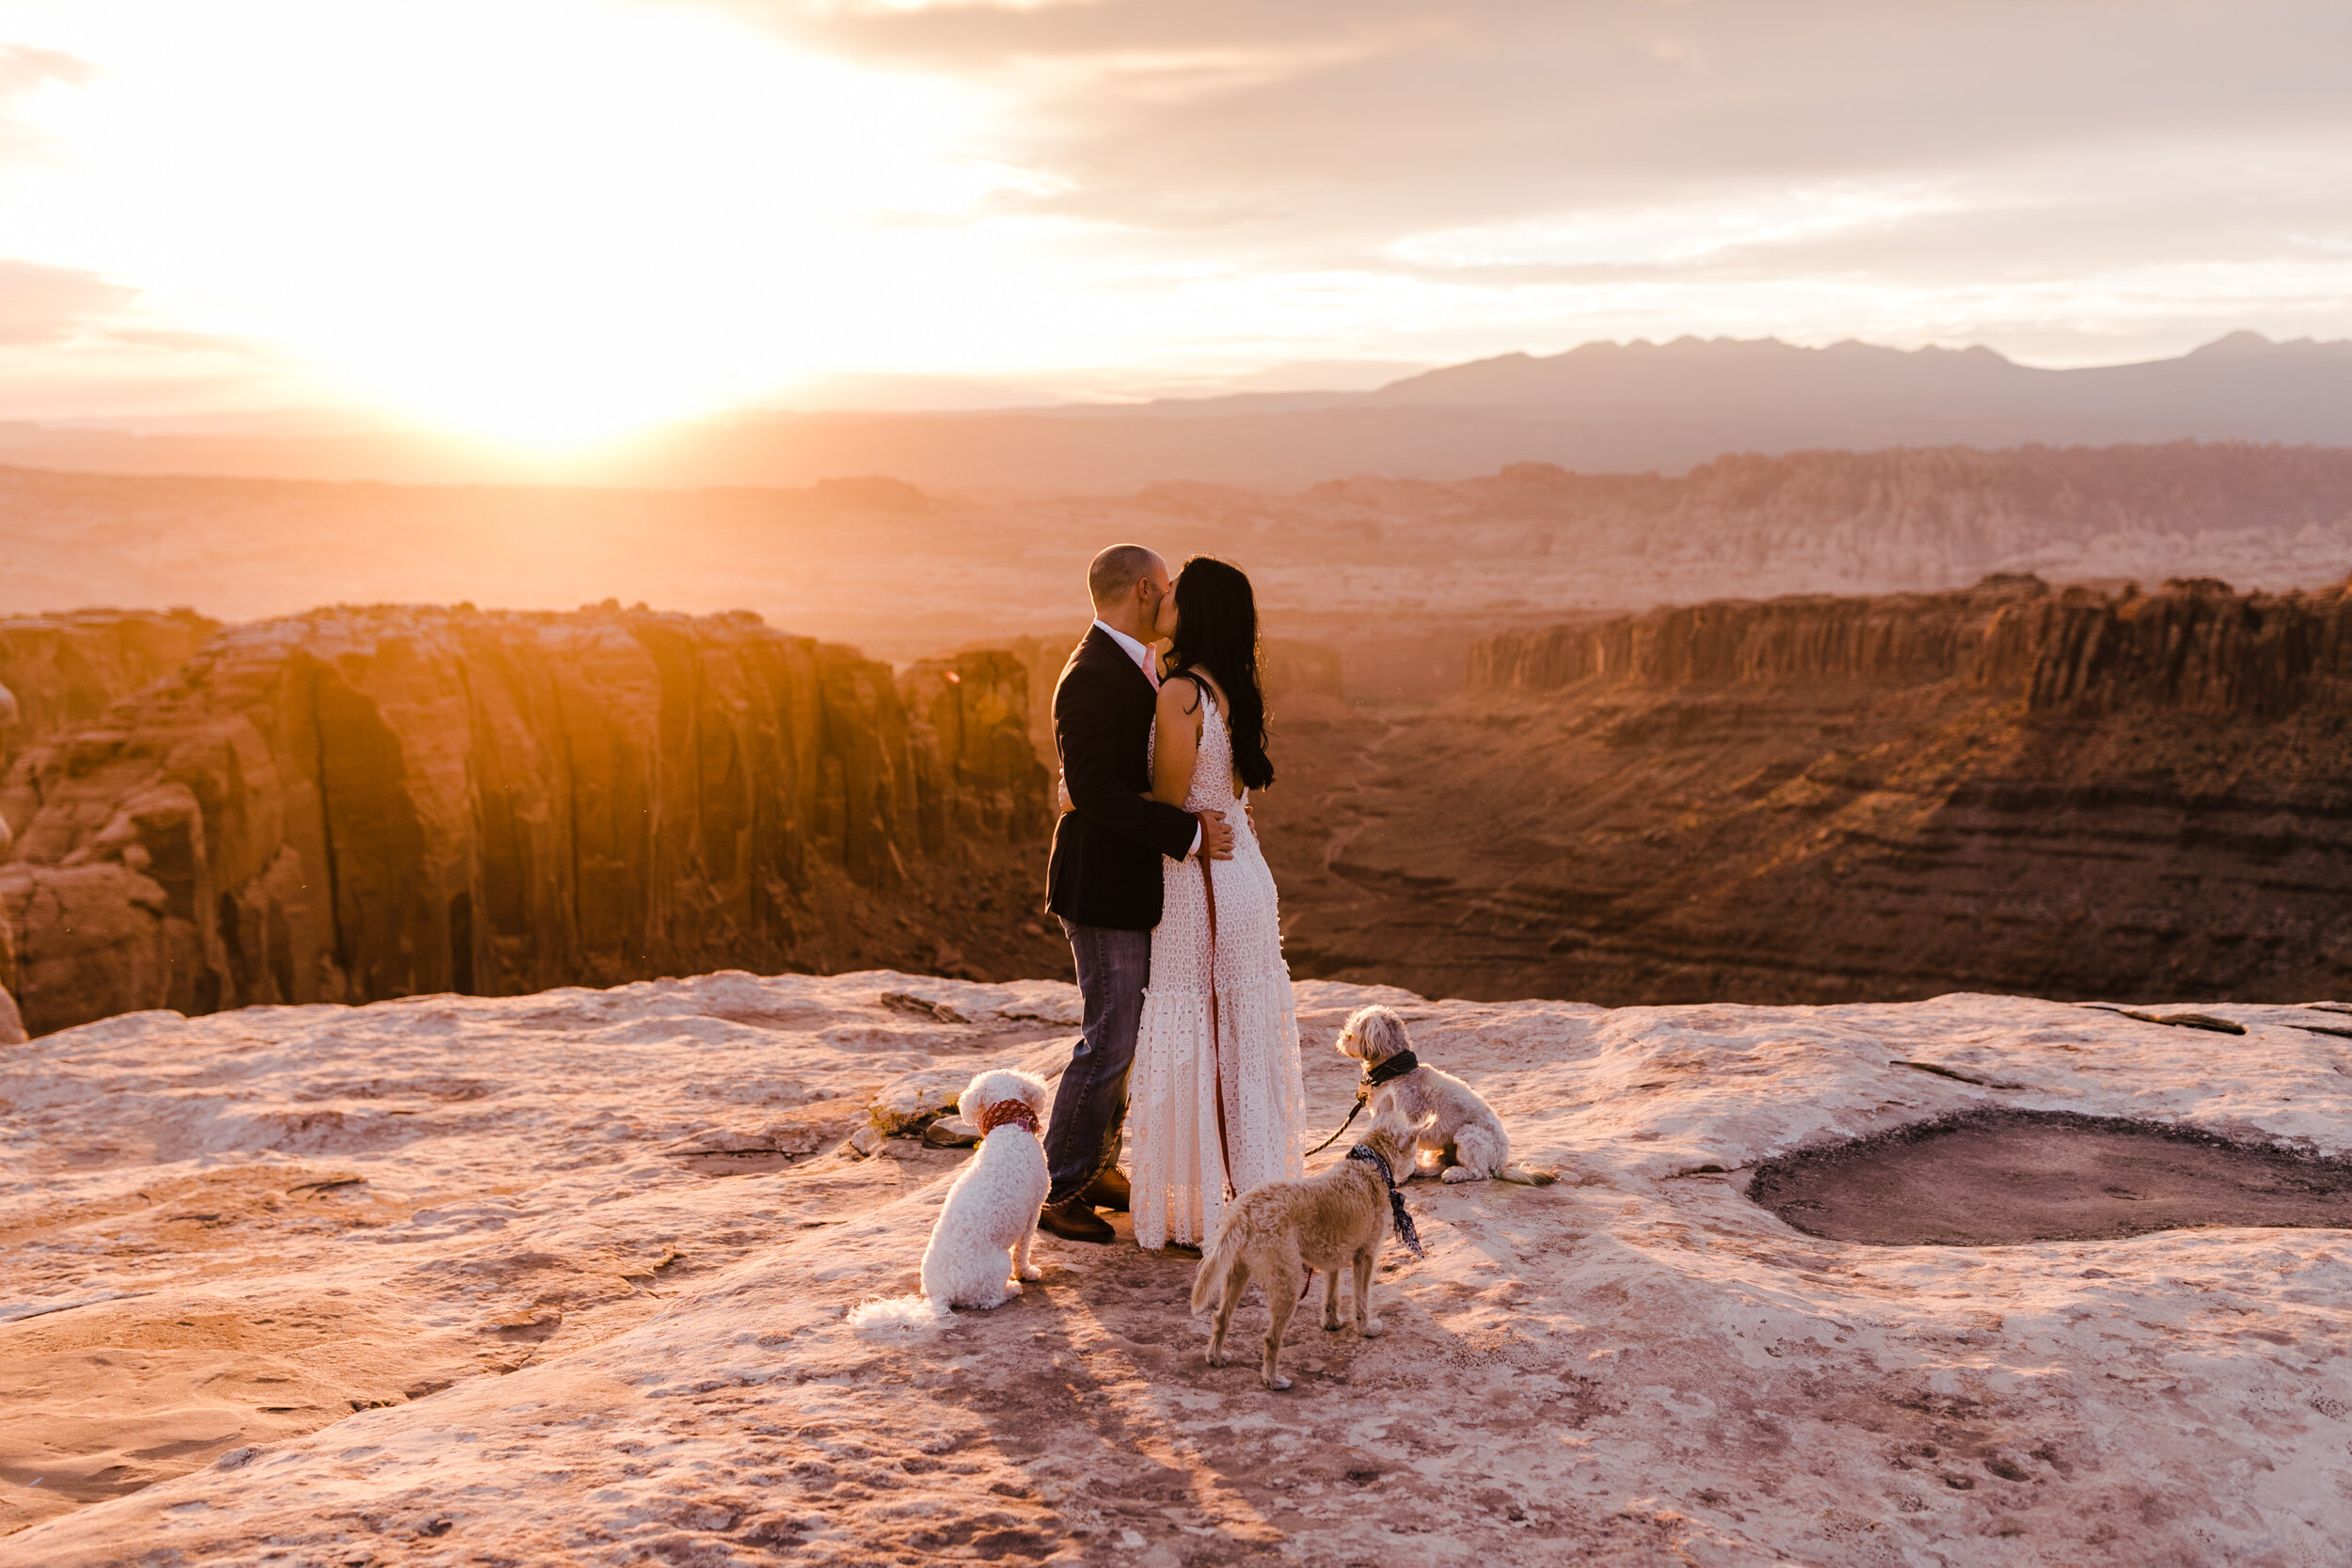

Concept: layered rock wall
[[0, 607, 1052, 1036], [1472, 573, 2352, 717], [0, 609, 217, 773], [1991, 579, 2352, 717], [1470, 576, 2048, 691]]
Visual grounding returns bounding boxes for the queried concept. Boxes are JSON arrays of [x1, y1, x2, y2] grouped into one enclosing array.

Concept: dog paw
[[1263, 1373, 1293, 1391], [1017, 1264, 1042, 1281], [1440, 1166, 1486, 1183], [1205, 1351, 1225, 1368], [1322, 1317, 1343, 1332], [1002, 1277, 1025, 1295], [1359, 1319, 1385, 1337]]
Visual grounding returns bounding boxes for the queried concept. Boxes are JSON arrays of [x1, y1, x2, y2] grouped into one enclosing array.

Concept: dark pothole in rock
[[1748, 1109, 2352, 1246]]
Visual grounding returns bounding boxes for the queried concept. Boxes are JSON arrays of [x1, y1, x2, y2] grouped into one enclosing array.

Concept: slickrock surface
[[1266, 574, 2352, 1006], [0, 607, 1057, 1037], [5, 970, 2351, 1564]]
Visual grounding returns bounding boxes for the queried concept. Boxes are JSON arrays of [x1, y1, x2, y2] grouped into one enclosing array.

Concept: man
[[1038, 544, 1233, 1243]]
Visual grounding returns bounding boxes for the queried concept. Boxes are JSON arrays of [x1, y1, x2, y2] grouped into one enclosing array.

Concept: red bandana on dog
[[977, 1099, 1039, 1137]]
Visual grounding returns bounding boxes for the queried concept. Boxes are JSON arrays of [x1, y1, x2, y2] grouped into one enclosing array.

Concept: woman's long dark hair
[[1168, 555, 1274, 791]]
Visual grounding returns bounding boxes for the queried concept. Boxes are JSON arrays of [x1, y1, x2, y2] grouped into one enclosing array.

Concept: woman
[[1125, 556, 1305, 1254]]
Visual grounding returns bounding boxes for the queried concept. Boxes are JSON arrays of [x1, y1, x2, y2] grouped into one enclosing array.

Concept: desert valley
[[8, 435, 2352, 1036]]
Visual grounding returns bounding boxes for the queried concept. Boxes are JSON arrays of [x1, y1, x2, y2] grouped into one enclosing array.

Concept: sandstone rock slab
[[4, 973, 2351, 1562]]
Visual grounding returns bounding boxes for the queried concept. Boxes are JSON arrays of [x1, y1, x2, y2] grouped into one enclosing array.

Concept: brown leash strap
[[1201, 844, 1236, 1203]]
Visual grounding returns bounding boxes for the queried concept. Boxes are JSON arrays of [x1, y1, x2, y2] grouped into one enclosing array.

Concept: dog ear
[[957, 1070, 993, 1122]]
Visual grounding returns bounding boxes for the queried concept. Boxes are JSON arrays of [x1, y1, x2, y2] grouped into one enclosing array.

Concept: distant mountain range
[[4, 332, 2349, 490]]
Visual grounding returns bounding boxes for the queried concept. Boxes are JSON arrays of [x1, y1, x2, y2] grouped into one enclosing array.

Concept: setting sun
[[5, 0, 1017, 440]]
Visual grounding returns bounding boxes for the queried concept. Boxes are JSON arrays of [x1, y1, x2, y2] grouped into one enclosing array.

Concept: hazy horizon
[[8, 326, 2350, 437]]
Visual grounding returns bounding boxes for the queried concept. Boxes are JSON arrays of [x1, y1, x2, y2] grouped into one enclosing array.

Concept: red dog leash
[[1202, 841, 1236, 1203]]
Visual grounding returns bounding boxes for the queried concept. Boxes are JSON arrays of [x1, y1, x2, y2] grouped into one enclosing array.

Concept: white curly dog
[[1336, 1005, 1554, 1185], [850, 1068, 1052, 1331]]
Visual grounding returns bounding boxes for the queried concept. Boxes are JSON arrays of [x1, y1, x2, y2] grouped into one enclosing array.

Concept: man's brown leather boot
[[1036, 1199, 1115, 1243], [1078, 1166, 1131, 1212]]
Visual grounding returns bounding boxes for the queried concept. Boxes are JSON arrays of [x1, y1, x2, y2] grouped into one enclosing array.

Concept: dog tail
[[1190, 1217, 1243, 1316], [1495, 1164, 1559, 1187], [847, 1293, 947, 1336]]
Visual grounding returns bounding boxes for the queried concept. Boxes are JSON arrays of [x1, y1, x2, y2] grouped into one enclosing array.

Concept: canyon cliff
[[1261, 574, 2352, 1005], [0, 609, 217, 774], [0, 607, 1055, 1037], [0, 610, 218, 1039]]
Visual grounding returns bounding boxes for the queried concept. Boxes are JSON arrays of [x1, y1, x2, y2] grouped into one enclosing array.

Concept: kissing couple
[[1036, 545, 1307, 1257]]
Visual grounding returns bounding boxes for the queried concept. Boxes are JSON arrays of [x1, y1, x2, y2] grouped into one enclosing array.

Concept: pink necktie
[[1142, 651, 1160, 689]]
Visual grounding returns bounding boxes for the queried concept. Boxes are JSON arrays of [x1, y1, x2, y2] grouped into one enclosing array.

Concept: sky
[[1, 0, 2348, 440]]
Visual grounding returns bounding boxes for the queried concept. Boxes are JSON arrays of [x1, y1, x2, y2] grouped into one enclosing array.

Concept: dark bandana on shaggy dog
[[1347, 1143, 1425, 1258]]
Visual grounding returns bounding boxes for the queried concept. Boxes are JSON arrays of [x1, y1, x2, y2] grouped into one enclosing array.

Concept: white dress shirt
[[1089, 618, 1201, 858], [1091, 618, 1157, 682]]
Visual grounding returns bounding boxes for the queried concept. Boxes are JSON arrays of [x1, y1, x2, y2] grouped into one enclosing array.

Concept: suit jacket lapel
[[1081, 624, 1156, 699]]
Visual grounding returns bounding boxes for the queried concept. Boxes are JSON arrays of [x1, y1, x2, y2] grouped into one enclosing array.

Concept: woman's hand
[[1196, 809, 1235, 861]]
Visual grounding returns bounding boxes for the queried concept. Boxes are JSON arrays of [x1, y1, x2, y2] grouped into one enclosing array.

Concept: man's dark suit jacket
[[1047, 626, 1200, 930]]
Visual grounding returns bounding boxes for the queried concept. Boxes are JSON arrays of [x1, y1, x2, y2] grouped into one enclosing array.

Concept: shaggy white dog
[[850, 1068, 1051, 1331], [1336, 1005, 1554, 1185]]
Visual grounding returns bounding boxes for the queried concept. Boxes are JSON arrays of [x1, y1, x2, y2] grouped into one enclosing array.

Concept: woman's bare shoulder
[[1168, 666, 1229, 707], [1156, 673, 1204, 716]]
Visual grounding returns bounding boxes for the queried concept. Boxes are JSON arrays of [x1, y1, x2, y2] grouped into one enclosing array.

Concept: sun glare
[[5, 0, 1015, 443]]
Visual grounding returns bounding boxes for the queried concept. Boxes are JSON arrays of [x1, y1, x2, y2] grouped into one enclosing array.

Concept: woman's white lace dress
[[1129, 685, 1306, 1249]]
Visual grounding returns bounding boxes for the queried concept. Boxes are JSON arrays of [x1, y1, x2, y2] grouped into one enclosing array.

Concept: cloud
[[667, 0, 2352, 369], [0, 260, 135, 345], [0, 41, 93, 94], [720, 2, 2352, 263], [0, 42, 97, 162]]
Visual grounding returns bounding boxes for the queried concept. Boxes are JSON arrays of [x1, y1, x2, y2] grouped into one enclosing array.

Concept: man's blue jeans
[[1043, 918, 1152, 1205]]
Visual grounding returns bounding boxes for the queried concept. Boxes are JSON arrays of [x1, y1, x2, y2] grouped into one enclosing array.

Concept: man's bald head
[[1088, 544, 1163, 612], [1086, 544, 1171, 643]]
